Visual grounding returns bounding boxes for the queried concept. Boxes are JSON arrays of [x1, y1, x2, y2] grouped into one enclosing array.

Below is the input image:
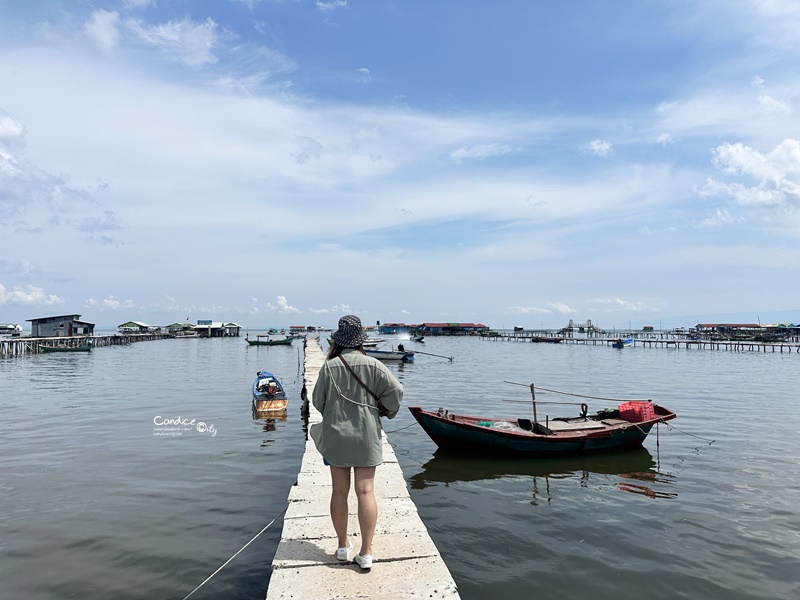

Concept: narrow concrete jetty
[[266, 338, 460, 599]]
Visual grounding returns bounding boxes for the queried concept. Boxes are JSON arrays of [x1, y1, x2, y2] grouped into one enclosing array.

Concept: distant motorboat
[[364, 347, 415, 362], [611, 337, 634, 349]]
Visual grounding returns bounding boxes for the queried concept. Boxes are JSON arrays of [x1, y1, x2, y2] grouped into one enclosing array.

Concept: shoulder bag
[[338, 355, 388, 416]]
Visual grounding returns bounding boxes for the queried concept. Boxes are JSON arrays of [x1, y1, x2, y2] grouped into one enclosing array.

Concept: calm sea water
[[2, 334, 799, 599]]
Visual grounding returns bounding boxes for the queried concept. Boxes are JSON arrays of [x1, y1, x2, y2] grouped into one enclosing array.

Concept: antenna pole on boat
[[530, 383, 538, 425]]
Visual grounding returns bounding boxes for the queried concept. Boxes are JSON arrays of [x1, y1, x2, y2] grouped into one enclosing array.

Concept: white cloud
[[84, 9, 121, 53], [509, 302, 577, 315], [317, 1, 347, 13], [126, 16, 219, 68], [584, 139, 613, 157], [0, 283, 62, 306], [355, 67, 370, 83], [757, 94, 792, 114], [450, 143, 515, 163], [0, 259, 37, 275], [308, 304, 354, 315], [85, 295, 134, 310], [291, 135, 324, 165], [0, 110, 26, 154], [268, 295, 301, 313], [123, 0, 157, 8], [592, 297, 659, 313], [695, 208, 736, 227], [654, 133, 674, 146], [707, 139, 800, 210], [750, 75, 764, 87]]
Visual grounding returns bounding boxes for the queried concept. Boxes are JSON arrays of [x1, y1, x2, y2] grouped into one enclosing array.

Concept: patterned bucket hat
[[331, 315, 368, 348]]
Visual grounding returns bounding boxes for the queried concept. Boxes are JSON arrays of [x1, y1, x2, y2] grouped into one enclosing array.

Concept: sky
[[1, 0, 799, 330]]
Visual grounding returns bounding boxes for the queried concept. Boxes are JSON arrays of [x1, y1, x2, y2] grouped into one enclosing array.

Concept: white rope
[[324, 360, 379, 412], [181, 504, 288, 600]]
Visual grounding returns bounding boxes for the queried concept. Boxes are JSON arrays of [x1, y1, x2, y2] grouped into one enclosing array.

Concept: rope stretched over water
[[384, 422, 417, 434], [664, 421, 716, 444], [503, 380, 651, 403], [181, 503, 289, 600]]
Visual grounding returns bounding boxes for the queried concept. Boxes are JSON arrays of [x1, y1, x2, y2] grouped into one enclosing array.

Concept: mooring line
[[384, 422, 417, 434], [503, 380, 651, 403], [181, 503, 289, 600], [664, 422, 716, 444]]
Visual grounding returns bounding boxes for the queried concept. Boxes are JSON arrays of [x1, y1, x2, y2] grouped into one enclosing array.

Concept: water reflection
[[408, 446, 678, 502], [252, 411, 287, 447]]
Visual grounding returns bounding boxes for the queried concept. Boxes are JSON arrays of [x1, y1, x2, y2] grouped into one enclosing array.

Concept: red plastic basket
[[618, 401, 655, 422]]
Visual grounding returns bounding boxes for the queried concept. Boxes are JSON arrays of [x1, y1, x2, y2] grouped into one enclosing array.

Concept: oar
[[410, 349, 454, 362]]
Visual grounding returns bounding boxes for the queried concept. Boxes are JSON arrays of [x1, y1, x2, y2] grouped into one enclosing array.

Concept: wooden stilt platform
[[0, 333, 174, 358], [481, 333, 800, 353]]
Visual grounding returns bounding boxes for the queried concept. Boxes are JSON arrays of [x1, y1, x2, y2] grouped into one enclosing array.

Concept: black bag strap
[[338, 355, 380, 401]]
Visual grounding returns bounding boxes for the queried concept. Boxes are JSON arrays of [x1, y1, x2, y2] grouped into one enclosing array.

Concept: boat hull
[[364, 349, 415, 362], [246, 338, 293, 346], [39, 345, 92, 352], [408, 405, 675, 457], [252, 398, 288, 412]]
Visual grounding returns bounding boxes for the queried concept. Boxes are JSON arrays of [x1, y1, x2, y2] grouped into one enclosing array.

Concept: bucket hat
[[331, 315, 368, 348]]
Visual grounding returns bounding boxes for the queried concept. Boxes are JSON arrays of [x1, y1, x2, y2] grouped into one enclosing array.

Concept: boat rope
[[503, 380, 651, 403], [663, 421, 716, 444], [180, 503, 289, 600], [630, 420, 715, 445], [384, 422, 417, 434]]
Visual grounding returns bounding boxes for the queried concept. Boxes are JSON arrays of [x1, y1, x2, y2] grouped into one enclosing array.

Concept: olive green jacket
[[310, 349, 404, 467]]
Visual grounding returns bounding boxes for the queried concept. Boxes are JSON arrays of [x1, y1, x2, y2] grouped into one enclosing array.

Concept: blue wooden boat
[[408, 400, 676, 456], [252, 370, 288, 412], [611, 337, 634, 348]]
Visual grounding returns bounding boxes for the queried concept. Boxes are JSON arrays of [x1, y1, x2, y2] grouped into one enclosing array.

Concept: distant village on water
[[2, 314, 800, 343]]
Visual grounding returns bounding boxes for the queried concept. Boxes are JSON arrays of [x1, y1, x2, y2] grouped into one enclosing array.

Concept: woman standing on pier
[[311, 315, 404, 571]]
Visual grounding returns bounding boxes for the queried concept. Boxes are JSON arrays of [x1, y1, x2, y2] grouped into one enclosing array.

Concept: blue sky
[[1, 0, 798, 330]]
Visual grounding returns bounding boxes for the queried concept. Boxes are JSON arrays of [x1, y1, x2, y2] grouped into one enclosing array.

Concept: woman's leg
[[353, 466, 377, 556], [329, 466, 351, 548]]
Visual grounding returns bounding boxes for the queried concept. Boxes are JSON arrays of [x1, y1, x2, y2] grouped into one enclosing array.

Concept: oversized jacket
[[310, 348, 404, 467]]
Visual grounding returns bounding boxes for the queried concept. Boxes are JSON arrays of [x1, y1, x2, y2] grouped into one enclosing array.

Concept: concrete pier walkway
[[266, 338, 460, 600]]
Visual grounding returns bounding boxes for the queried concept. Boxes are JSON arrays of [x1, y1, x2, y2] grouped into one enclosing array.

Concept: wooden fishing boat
[[246, 334, 293, 346], [364, 348, 415, 362], [409, 397, 675, 456], [611, 337, 634, 348], [39, 342, 93, 353], [252, 370, 288, 412]]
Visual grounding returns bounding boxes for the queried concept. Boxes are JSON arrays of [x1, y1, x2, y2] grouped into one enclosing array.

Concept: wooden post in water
[[530, 383, 538, 425]]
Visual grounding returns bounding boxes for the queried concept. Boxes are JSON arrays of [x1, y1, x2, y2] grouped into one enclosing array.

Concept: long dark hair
[[327, 340, 364, 359]]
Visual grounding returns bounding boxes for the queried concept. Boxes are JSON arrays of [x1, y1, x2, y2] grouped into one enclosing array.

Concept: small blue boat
[[252, 370, 287, 412], [611, 337, 634, 349]]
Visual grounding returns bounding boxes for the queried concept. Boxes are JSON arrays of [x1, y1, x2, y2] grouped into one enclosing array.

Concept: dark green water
[[2, 334, 798, 599]]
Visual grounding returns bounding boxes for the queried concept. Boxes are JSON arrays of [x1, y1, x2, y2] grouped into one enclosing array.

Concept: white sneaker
[[353, 553, 372, 570], [335, 542, 352, 561]]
